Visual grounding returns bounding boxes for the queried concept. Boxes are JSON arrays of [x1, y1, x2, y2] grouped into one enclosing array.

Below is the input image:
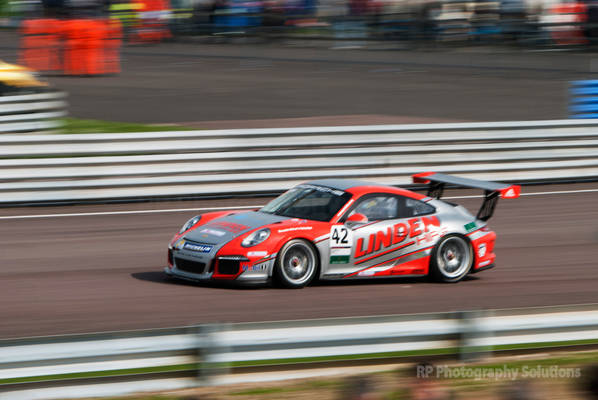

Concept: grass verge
[[58, 118, 194, 134], [86, 350, 598, 400]]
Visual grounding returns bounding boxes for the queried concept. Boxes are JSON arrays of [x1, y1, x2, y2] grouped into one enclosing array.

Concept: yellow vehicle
[[0, 60, 48, 94]]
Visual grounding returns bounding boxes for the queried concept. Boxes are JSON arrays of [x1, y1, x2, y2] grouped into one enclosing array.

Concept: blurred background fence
[[0, 119, 597, 205], [1, 304, 597, 399]]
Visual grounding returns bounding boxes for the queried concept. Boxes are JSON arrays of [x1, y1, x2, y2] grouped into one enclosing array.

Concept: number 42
[[331, 226, 351, 247]]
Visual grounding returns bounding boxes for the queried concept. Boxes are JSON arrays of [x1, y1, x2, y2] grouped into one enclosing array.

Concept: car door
[[325, 193, 439, 278]]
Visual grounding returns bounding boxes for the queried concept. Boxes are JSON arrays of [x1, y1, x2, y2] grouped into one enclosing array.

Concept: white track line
[[0, 188, 597, 220], [0, 205, 262, 220]]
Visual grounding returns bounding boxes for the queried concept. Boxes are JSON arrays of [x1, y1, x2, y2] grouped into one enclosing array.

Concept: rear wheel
[[429, 234, 473, 283], [274, 239, 318, 288]]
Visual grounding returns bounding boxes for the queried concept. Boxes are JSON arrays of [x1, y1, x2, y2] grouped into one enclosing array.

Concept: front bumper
[[167, 240, 277, 285], [166, 249, 272, 284], [164, 266, 212, 281], [164, 266, 269, 285]]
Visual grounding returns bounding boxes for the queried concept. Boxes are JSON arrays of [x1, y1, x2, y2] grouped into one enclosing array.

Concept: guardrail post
[[457, 310, 492, 362], [198, 323, 230, 386]]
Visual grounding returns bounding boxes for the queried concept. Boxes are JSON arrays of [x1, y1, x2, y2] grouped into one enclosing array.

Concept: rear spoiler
[[412, 172, 521, 221]]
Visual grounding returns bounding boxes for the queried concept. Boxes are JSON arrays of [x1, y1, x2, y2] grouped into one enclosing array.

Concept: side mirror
[[346, 213, 368, 224]]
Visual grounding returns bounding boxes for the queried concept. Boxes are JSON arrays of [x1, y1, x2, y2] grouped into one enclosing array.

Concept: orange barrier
[[20, 18, 123, 76], [20, 19, 62, 72], [103, 20, 123, 74]]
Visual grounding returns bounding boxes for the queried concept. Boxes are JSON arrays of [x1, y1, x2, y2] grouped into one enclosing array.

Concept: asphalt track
[[1, 183, 597, 339]]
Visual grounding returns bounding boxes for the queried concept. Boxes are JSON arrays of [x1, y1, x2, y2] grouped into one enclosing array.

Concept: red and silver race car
[[165, 173, 520, 287]]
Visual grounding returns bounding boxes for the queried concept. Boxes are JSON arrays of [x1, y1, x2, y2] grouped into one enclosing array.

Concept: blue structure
[[570, 80, 598, 119]]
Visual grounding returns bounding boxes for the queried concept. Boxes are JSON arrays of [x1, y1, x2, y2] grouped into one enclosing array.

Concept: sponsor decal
[[351, 246, 432, 278], [330, 247, 351, 264], [357, 265, 394, 276], [330, 225, 353, 264], [478, 259, 492, 267], [182, 242, 213, 253], [503, 188, 516, 198], [200, 228, 226, 237], [357, 269, 376, 276], [477, 243, 487, 258], [290, 218, 309, 224], [297, 184, 345, 197], [278, 226, 313, 233], [464, 221, 477, 232], [247, 250, 268, 257], [242, 263, 267, 272], [206, 221, 249, 233], [354, 216, 444, 258]]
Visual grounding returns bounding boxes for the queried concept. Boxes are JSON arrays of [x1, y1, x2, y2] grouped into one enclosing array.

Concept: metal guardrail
[[1, 119, 598, 204], [0, 91, 67, 134], [1, 304, 597, 399]]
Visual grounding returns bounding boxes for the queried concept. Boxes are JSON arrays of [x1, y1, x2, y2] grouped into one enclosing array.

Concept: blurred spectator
[[338, 376, 379, 400], [19, 0, 598, 47], [583, 364, 598, 399], [500, 380, 537, 400], [499, 0, 527, 41], [408, 362, 454, 400], [433, 0, 471, 41], [469, 0, 500, 41], [584, 0, 598, 42]]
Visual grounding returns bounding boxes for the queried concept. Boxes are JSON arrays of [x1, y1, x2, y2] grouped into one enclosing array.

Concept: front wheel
[[274, 239, 318, 288], [429, 234, 473, 283]]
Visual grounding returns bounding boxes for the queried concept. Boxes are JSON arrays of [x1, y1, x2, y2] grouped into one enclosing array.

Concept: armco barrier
[[1, 119, 598, 204], [1, 304, 597, 399], [0, 92, 67, 134]]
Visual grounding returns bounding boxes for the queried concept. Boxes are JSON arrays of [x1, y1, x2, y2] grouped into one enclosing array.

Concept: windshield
[[260, 184, 352, 222]]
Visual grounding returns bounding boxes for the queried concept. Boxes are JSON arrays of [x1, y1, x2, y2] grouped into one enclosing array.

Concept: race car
[[165, 173, 520, 287], [0, 60, 48, 95]]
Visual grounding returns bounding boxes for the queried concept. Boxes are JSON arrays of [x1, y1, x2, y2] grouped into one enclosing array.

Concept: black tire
[[274, 239, 319, 288], [429, 234, 473, 283]]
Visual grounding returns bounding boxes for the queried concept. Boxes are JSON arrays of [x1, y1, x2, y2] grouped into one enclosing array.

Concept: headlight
[[241, 228, 270, 247], [179, 215, 201, 234]]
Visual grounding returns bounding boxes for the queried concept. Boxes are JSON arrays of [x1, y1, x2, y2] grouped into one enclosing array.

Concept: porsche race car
[[165, 173, 520, 287]]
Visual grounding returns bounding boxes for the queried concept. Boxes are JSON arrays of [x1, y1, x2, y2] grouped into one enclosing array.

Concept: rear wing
[[412, 172, 521, 221]]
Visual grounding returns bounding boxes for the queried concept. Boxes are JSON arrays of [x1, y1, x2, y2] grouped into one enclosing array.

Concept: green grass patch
[[493, 338, 598, 352], [225, 339, 598, 369], [228, 347, 458, 368], [230, 387, 292, 396], [464, 350, 598, 371], [0, 363, 196, 385], [26, 349, 598, 400], [58, 118, 195, 134], [230, 378, 341, 396]]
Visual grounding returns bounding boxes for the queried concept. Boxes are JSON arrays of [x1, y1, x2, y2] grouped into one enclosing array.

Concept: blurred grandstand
[[3, 0, 598, 46]]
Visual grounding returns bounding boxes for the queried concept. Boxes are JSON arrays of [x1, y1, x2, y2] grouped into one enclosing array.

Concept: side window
[[350, 196, 399, 221], [397, 197, 436, 218]]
